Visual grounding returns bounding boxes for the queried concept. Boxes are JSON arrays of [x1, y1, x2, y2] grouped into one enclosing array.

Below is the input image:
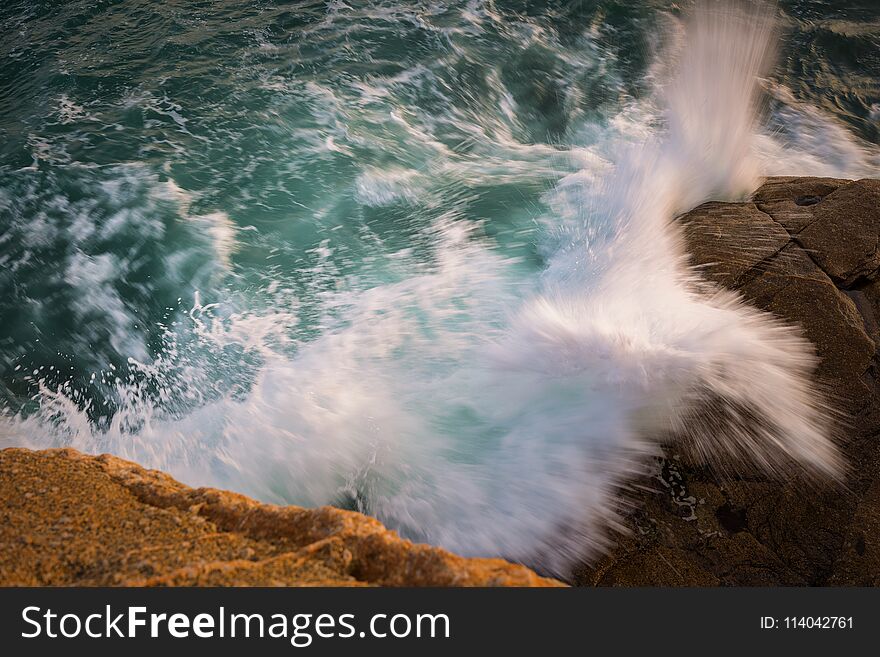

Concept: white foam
[[355, 167, 423, 206], [5, 2, 853, 575]]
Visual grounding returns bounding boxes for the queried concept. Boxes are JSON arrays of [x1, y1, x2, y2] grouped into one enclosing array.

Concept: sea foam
[[4, 2, 849, 575]]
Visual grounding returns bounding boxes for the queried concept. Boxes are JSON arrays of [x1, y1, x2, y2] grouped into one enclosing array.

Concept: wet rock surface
[[0, 448, 562, 587], [576, 177, 880, 586]]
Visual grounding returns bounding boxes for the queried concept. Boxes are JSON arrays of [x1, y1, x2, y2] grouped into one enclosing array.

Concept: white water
[[4, 3, 865, 574]]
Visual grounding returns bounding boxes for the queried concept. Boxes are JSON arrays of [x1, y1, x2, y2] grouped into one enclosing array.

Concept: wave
[[2, 2, 853, 575]]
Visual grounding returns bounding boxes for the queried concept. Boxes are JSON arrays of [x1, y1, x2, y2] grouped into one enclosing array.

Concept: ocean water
[[1, 0, 879, 573]]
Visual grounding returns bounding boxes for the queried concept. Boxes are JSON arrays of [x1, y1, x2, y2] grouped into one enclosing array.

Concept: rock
[[789, 180, 880, 286], [751, 176, 851, 234], [576, 177, 880, 586], [0, 447, 562, 587], [680, 201, 790, 289], [752, 177, 880, 286]]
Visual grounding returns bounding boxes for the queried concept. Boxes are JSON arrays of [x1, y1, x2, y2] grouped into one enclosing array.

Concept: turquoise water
[[1, 1, 878, 570], [3, 1, 877, 398]]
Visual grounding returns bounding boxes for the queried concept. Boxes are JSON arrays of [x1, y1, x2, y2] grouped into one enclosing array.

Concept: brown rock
[[736, 242, 875, 406], [828, 454, 880, 586], [796, 180, 880, 286], [680, 201, 789, 289], [577, 176, 880, 587], [0, 448, 562, 587], [752, 176, 850, 234]]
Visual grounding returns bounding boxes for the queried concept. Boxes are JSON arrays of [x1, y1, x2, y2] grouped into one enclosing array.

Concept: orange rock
[[0, 447, 563, 587]]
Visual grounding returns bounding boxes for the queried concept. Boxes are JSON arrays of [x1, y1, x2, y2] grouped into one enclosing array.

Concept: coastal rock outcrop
[[577, 177, 880, 586], [0, 447, 561, 586]]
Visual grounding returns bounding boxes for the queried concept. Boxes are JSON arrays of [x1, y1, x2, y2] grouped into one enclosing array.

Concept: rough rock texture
[[576, 177, 880, 586], [0, 448, 561, 587]]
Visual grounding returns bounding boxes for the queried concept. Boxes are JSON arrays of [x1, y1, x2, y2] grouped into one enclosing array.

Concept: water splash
[[3, 2, 846, 575]]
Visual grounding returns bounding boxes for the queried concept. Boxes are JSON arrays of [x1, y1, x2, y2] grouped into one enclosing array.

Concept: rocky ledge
[[2, 177, 878, 587], [577, 176, 880, 586], [0, 448, 560, 586]]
